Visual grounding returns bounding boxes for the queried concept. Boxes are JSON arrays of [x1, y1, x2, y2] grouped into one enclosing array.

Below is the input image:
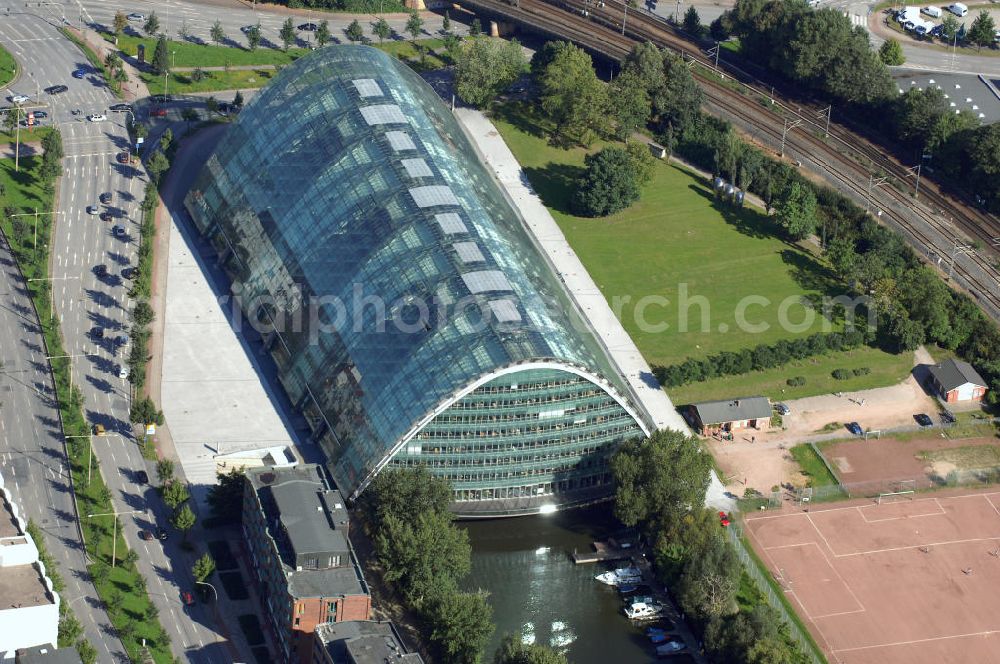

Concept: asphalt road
[[1, 5, 231, 662], [42, 0, 459, 51], [0, 234, 127, 662]]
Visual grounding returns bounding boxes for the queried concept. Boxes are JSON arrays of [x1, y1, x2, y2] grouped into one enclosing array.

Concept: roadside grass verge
[[0, 152, 173, 662], [141, 68, 275, 95], [790, 443, 840, 488], [106, 32, 309, 67], [59, 28, 123, 98], [0, 43, 18, 90], [0, 126, 56, 144]]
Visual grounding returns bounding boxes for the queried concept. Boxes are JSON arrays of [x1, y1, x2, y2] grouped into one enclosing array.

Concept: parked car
[[940, 411, 957, 424], [71, 68, 86, 79], [139, 530, 154, 541], [8, 94, 29, 104], [136, 470, 148, 484], [718, 511, 731, 527], [150, 94, 170, 103], [240, 24, 255, 34], [44, 84, 68, 95], [93, 264, 107, 276], [915, 413, 934, 427], [86, 205, 99, 215], [30, 110, 48, 119], [112, 225, 126, 237], [298, 22, 318, 31], [127, 12, 145, 21], [99, 191, 113, 204], [846, 422, 864, 436], [181, 591, 195, 606], [87, 113, 107, 122], [774, 403, 790, 416]]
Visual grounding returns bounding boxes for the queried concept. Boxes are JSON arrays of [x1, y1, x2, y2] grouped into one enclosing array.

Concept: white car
[[87, 114, 107, 122], [116, 364, 129, 379], [86, 205, 99, 215], [127, 12, 145, 21], [8, 94, 29, 104]]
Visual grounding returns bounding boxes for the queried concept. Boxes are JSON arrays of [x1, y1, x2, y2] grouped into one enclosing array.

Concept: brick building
[[312, 621, 423, 664], [687, 396, 773, 437], [927, 358, 989, 403], [243, 465, 371, 663]]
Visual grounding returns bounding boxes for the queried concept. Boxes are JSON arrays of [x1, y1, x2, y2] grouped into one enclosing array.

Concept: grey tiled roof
[[691, 396, 771, 425], [929, 358, 987, 391]]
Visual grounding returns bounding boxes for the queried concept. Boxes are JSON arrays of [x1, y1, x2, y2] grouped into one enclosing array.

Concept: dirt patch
[[707, 439, 808, 496], [920, 445, 1000, 470], [832, 456, 853, 473]]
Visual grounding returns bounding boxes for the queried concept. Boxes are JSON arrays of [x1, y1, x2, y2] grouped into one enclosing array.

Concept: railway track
[[456, 0, 1000, 319]]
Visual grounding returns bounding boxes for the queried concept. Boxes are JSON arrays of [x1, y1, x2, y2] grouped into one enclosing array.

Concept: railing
[[726, 526, 827, 664]]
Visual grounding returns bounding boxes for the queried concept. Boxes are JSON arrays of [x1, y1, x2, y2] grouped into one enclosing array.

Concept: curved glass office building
[[185, 45, 651, 516]]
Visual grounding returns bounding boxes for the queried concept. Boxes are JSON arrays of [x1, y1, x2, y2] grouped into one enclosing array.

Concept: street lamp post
[[88, 509, 144, 567], [195, 581, 218, 602], [9, 210, 63, 250], [45, 353, 88, 391]]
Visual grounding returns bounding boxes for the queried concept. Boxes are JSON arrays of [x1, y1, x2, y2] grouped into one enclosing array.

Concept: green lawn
[[495, 105, 858, 365], [790, 443, 840, 487], [0, 43, 17, 90], [107, 32, 310, 67], [374, 38, 449, 70], [141, 68, 277, 95], [670, 345, 914, 404], [0, 126, 55, 145]]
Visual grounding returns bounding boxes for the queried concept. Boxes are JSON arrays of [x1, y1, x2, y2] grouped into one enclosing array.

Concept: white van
[[922, 5, 942, 18], [947, 2, 967, 16]]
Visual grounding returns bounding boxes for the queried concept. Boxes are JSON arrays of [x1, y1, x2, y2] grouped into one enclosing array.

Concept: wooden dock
[[572, 540, 634, 564]]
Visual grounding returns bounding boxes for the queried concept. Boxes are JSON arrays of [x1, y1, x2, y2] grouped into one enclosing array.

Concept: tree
[[455, 38, 529, 108], [316, 20, 331, 47], [774, 181, 818, 239], [655, 51, 703, 135], [178, 19, 190, 41], [442, 11, 452, 34], [367, 466, 452, 527], [172, 504, 196, 541], [571, 146, 645, 217], [206, 467, 246, 523], [709, 14, 732, 41], [133, 122, 148, 140], [683, 6, 702, 36], [156, 458, 175, 484], [346, 19, 364, 43], [375, 510, 471, 605], [205, 96, 219, 115], [470, 18, 482, 36], [192, 553, 216, 582], [611, 428, 712, 535], [152, 35, 169, 75], [233, 90, 245, 108], [676, 537, 741, 619], [427, 590, 494, 664], [246, 23, 261, 50], [623, 41, 663, 96], [878, 38, 905, 66], [610, 70, 651, 140], [210, 20, 225, 46], [162, 480, 190, 510], [181, 107, 199, 128], [113, 11, 128, 36], [493, 634, 567, 664], [538, 42, 609, 146], [76, 640, 98, 664], [133, 300, 155, 326], [40, 129, 64, 181], [969, 10, 996, 49], [406, 11, 424, 39], [940, 14, 960, 43], [144, 12, 160, 36], [372, 17, 391, 44], [129, 395, 164, 424], [59, 612, 83, 647], [704, 605, 794, 664], [146, 149, 169, 182], [279, 17, 297, 50], [122, 549, 139, 568]]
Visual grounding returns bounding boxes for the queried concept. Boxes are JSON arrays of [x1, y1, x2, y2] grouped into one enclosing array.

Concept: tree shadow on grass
[[492, 102, 548, 140], [523, 162, 584, 215], [686, 183, 784, 240], [779, 248, 843, 298]]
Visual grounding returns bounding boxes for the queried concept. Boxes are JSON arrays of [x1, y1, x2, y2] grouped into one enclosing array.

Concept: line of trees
[[271, 0, 406, 12], [364, 467, 493, 663], [722, 0, 1000, 214], [612, 430, 813, 663], [654, 329, 870, 388]]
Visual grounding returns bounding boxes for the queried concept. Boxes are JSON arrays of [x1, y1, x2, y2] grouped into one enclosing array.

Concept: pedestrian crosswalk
[[849, 12, 866, 28]]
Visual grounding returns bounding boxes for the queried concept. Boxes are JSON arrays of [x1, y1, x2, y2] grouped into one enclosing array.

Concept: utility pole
[[948, 238, 974, 280], [904, 163, 922, 199], [779, 118, 802, 158], [817, 105, 831, 138], [88, 509, 144, 567], [865, 174, 888, 215], [622, 0, 628, 35]]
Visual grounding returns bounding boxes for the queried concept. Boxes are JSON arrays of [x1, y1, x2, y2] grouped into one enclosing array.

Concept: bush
[[786, 376, 806, 387], [852, 367, 871, 377], [571, 146, 647, 217], [831, 368, 851, 380]]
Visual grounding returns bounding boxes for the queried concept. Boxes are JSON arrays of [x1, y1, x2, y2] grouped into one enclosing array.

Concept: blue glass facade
[[185, 45, 650, 516]]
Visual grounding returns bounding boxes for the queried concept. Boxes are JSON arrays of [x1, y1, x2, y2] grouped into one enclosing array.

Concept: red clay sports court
[[744, 491, 1000, 664]]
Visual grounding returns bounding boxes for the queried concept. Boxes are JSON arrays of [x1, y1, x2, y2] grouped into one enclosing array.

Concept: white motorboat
[[594, 567, 642, 585], [624, 601, 665, 620]]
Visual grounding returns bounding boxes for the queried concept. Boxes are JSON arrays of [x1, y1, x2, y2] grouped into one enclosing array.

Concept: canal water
[[461, 505, 655, 663]]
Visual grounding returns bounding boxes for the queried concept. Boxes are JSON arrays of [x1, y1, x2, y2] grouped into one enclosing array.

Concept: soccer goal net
[[877, 480, 916, 504]]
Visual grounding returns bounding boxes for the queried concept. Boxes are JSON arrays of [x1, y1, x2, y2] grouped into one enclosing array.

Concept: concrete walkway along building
[[184, 45, 656, 517]]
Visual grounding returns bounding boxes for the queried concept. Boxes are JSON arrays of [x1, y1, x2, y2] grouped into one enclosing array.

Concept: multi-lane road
[[1, 3, 231, 662]]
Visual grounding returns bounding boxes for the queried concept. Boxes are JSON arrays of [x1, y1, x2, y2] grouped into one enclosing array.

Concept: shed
[[688, 396, 773, 436], [927, 358, 988, 403]]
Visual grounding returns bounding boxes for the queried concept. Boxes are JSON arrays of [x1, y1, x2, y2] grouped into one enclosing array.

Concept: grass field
[[0, 43, 17, 90], [491, 103, 911, 398], [107, 32, 309, 68], [141, 68, 277, 95], [918, 444, 1000, 469], [790, 443, 840, 487]]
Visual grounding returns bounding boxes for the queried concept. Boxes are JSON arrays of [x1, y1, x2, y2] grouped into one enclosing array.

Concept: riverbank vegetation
[[612, 429, 818, 662], [364, 467, 493, 663]]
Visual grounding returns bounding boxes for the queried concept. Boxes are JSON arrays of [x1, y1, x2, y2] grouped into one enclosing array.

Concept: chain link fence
[[726, 525, 826, 664]]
